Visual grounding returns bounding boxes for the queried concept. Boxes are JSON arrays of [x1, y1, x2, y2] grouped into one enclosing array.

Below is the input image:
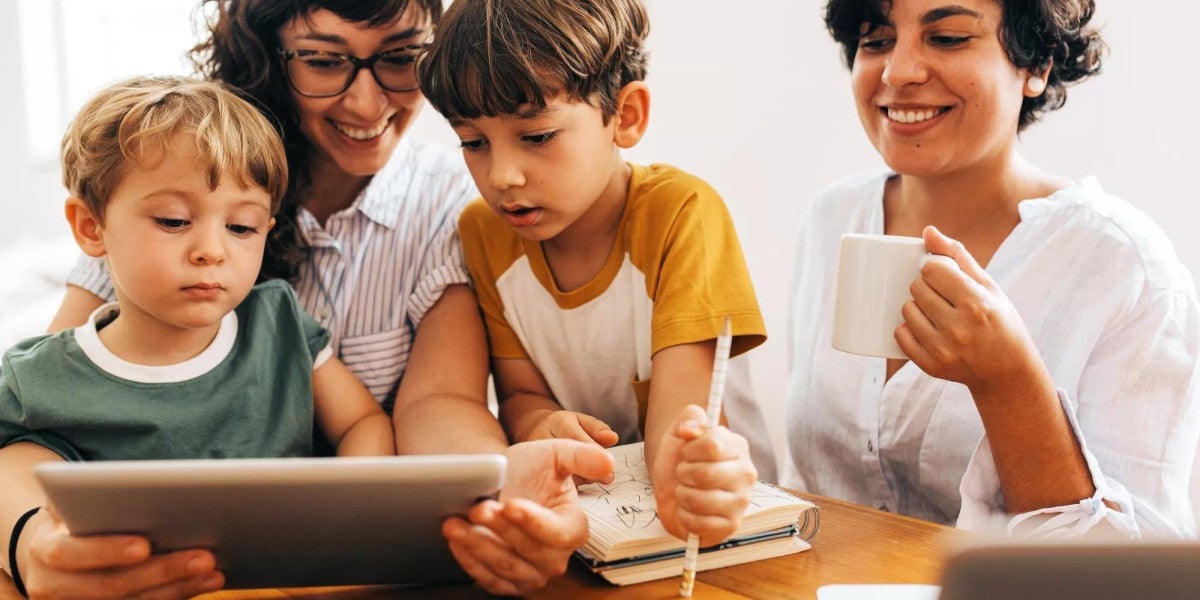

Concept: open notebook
[[575, 442, 818, 585]]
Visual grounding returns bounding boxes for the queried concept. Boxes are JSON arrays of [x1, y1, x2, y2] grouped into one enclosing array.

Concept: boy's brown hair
[[61, 75, 288, 224], [418, 0, 650, 121]]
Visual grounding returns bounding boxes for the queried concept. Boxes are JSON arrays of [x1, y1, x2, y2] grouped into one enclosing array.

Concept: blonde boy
[[0, 75, 396, 464], [419, 0, 768, 544], [0, 75, 395, 595]]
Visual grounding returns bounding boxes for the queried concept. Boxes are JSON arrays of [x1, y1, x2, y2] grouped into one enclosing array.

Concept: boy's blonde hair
[[61, 75, 288, 223], [418, 0, 649, 121]]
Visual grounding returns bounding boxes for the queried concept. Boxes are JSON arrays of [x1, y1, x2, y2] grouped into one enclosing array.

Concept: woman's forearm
[[970, 368, 1096, 514], [393, 395, 506, 455]]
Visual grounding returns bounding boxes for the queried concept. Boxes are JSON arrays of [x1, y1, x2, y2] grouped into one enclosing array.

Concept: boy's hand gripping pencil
[[679, 316, 733, 597]]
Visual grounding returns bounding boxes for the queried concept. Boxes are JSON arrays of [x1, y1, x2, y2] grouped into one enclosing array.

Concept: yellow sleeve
[[628, 166, 767, 357], [458, 200, 529, 360]]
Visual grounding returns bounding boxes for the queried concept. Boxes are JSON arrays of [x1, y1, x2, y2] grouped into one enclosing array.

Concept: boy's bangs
[[190, 112, 287, 212], [427, 58, 562, 120], [418, 0, 573, 120], [119, 92, 287, 212]]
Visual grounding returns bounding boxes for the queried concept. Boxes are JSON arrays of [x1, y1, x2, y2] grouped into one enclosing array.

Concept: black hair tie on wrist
[[8, 506, 41, 598]]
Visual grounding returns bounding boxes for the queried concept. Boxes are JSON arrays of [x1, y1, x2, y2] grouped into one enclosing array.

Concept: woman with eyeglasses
[[3, 1, 611, 598], [783, 0, 1199, 539]]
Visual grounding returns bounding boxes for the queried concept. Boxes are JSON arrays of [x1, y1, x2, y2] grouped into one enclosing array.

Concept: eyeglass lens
[[286, 49, 420, 96]]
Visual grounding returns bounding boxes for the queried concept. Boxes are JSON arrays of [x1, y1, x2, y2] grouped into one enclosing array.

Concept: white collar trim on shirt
[[73, 302, 239, 383]]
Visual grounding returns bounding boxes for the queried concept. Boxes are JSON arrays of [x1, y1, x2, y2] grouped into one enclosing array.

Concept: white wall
[[4, 1, 1199, 476], [2, 0, 202, 243], [0, 1, 62, 242]]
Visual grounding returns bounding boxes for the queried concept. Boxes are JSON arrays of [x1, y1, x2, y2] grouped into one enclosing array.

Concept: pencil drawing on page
[[578, 442, 812, 535], [578, 447, 662, 531]]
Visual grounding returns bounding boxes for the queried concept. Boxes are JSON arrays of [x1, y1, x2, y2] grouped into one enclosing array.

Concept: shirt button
[[867, 439, 874, 452]]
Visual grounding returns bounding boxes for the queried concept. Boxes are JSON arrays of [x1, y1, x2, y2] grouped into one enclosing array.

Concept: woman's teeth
[[887, 108, 945, 124], [334, 120, 389, 140]]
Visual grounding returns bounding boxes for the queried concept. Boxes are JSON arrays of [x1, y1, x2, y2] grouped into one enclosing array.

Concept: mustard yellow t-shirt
[[460, 163, 766, 443]]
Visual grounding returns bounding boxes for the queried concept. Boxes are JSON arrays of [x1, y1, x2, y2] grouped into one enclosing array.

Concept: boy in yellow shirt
[[419, 0, 769, 545]]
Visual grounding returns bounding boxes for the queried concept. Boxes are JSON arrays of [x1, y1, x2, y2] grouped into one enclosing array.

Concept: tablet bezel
[[35, 454, 506, 588]]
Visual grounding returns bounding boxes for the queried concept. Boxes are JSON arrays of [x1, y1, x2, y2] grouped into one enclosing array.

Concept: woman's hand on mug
[[895, 225, 1047, 395]]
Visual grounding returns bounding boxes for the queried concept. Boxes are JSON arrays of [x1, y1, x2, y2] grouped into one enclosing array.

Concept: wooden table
[[1, 493, 964, 599]]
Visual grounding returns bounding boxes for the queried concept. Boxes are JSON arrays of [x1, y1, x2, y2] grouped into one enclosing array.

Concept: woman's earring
[[1026, 76, 1046, 96]]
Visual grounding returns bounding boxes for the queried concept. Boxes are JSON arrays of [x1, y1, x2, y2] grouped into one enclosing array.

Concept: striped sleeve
[[65, 255, 116, 301], [405, 170, 476, 328]]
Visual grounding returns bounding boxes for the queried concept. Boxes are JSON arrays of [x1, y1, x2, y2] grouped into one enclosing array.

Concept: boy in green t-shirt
[[0, 75, 394, 595], [418, 0, 769, 547]]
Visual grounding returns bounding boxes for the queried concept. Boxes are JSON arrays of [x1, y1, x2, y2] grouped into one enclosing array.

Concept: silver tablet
[[34, 454, 506, 588]]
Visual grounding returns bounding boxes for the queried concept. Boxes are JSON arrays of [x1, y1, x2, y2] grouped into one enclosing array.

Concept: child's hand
[[651, 405, 757, 546], [17, 505, 224, 599], [442, 439, 614, 595], [526, 410, 620, 448]]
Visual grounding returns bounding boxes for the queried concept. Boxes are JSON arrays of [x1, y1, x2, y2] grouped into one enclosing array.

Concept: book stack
[[575, 442, 819, 585]]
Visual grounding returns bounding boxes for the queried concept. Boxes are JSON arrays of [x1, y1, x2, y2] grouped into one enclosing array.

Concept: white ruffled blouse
[[781, 171, 1200, 538]]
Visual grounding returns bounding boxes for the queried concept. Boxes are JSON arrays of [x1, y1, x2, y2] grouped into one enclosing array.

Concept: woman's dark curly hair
[[189, 0, 443, 282], [824, 0, 1106, 131]]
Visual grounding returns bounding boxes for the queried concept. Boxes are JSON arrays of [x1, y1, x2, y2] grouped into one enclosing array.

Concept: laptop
[[35, 454, 506, 588], [938, 542, 1200, 600]]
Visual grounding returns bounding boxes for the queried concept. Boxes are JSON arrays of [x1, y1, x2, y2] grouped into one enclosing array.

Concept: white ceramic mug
[[832, 234, 927, 359]]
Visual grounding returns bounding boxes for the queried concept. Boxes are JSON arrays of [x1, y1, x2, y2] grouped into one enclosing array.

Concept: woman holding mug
[[1, 1, 609, 597], [784, 0, 1200, 538]]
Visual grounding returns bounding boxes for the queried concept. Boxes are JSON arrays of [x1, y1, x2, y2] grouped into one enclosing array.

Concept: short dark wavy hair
[[824, 0, 1106, 131], [418, 0, 650, 123], [189, 0, 443, 282]]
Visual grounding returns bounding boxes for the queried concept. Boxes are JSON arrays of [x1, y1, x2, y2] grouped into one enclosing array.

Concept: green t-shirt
[[0, 280, 330, 461]]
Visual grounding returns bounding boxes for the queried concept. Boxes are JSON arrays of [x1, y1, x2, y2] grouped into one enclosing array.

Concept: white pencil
[[679, 316, 733, 597]]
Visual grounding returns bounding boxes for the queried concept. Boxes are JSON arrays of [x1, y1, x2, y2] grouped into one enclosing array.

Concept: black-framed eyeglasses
[[277, 43, 429, 98]]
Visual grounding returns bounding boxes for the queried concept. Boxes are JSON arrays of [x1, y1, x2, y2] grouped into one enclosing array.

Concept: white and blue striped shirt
[[66, 137, 477, 412]]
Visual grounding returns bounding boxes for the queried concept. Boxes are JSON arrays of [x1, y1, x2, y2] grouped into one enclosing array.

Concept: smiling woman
[[275, 8, 432, 210], [782, 0, 1200, 540], [836, 0, 1103, 179]]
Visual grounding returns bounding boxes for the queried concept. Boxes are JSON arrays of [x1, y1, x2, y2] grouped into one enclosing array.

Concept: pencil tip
[[679, 570, 696, 596]]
